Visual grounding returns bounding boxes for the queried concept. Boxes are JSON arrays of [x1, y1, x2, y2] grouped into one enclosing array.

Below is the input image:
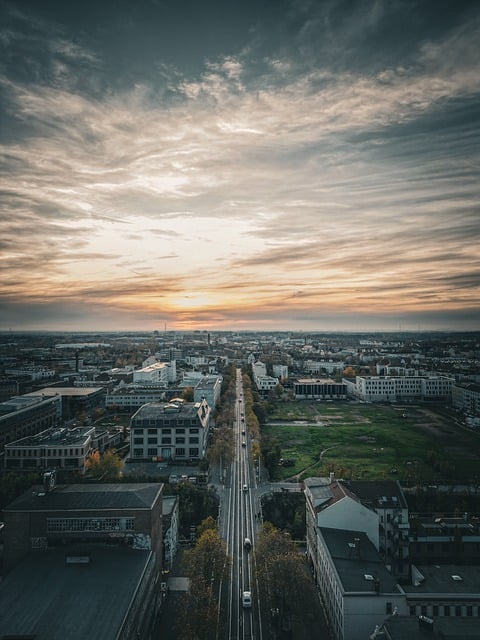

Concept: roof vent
[[364, 574, 375, 581], [451, 574, 463, 582]]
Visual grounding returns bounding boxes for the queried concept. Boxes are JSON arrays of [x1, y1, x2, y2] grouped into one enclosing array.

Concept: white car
[[242, 590, 252, 608]]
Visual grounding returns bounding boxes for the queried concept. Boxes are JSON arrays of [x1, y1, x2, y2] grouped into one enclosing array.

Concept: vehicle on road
[[242, 590, 252, 608], [243, 484, 248, 492], [244, 537, 252, 550]]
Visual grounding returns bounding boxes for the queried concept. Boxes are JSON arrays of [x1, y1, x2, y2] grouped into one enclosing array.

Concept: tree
[[255, 523, 318, 630], [86, 449, 124, 479], [182, 386, 194, 402], [177, 522, 229, 640]]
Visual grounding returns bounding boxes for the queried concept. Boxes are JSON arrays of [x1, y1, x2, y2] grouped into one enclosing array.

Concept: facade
[[0, 481, 164, 639], [294, 378, 347, 400], [409, 515, 480, 564], [0, 394, 60, 453], [452, 382, 480, 416], [106, 385, 167, 410], [133, 361, 176, 385], [303, 360, 345, 374], [130, 398, 211, 462], [347, 481, 410, 578], [4, 426, 95, 472], [25, 387, 105, 419], [346, 375, 454, 403]]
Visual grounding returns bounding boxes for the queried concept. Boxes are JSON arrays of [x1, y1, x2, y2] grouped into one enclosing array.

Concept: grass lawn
[[263, 402, 480, 483]]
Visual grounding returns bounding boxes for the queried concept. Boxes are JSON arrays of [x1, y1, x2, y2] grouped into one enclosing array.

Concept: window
[[455, 606, 461, 617], [147, 448, 157, 456], [162, 428, 171, 434], [386, 602, 392, 614], [421, 606, 427, 616], [176, 437, 185, 444], [133, 448, 143, 458], [189, 437, 199, 444], [47, 517, 135, 533], [190, 428, 198, 434], [162, 437, 171, 444], [147, 437, 157, 444], [433, 606, 439, 616], [176, 448, 185, 456], [148, 428, 157, 434], [444, 606, 450, 616], [176, 428, 185, 434], [409, 606, 416, 616], [466, 606, 472, 617], [189, 448, 199, 457], [134, 437, 143, 445]]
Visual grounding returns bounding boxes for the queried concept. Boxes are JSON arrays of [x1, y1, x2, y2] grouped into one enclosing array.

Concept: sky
[[1, 0, 479, 333]]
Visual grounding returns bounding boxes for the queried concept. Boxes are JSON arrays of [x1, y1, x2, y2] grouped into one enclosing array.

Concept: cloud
[[0, 1, 479, 330]]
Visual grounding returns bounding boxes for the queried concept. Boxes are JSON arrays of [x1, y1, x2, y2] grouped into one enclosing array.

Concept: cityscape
[[0, 329, 479, 639], [1, 0, 480, 639]]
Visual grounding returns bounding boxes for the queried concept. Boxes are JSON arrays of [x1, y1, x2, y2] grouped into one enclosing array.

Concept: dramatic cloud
[[0, 0, 479, 331]]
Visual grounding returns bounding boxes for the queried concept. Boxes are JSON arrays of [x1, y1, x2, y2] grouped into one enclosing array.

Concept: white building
[[133, 361, 176, 386], [294, 378, 347, 400], [272, 364, 289, 380], [346, 375, 453, 403]]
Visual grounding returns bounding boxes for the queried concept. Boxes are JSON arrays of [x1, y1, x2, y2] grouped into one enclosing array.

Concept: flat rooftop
[[7, 426, 93, 448], [5, 483, 163, 512], [320, 527, 400, 594], [26, 387, 103, 397], [0, 545, 151, 640], [403, 564, 480, 596]]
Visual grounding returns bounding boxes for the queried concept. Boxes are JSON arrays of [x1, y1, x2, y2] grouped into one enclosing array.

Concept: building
[[409, 514, 480, 564], [452, 382, 480, 416], [4, 426, 95, 472], [106, 385, 167, 411], [133, 361, 176, 386], [0, 480, 164, 639], [25, 386, 105, 419], [193, 375, 222, 411], [294, 378, 347, 400], [346, 480, 409, 578], [312, 527, 407, 640], [345, 375, 454, 403], [0, 394, 60, 454], [130, 398, 211, 462]]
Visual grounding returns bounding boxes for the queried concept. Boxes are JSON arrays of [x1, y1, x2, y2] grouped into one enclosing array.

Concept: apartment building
[[130, 398, 211, 462], [452, 382, 480, 416]]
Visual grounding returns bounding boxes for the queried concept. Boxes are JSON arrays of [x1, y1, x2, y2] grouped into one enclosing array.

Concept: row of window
[[47, 517, 135, 533], [133, 437, 198, 445], [6, 447, 87, 457], [132, 427, 199, 434], [132, 419, 198, 427], [133, 447, 199, 458], [409, 604, 478, 617]]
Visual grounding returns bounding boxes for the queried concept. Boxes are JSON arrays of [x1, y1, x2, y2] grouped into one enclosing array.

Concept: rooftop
[[403, 564, 480, 596], [319, 527, 400, 594], [5, 482, 163, 512], [6, 426, 94, 448], [0, 545, 151, 640], [26, 387, 103, 397]]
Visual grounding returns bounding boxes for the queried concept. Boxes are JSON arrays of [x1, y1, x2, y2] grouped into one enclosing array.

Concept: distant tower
[[208, 332, 211, 346]]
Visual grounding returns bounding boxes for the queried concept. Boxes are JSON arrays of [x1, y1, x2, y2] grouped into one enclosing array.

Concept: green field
[[262, 402, 480, 483]]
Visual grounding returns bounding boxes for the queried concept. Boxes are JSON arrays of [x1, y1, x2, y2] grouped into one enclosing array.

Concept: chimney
[[329, 471, 335, 484]]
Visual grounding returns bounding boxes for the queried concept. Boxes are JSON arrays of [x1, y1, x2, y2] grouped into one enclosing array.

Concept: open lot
[[263, 402, 480, 483]]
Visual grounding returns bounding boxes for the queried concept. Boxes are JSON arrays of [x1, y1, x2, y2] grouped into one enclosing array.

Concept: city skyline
[[1, 0, 479, 333]]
